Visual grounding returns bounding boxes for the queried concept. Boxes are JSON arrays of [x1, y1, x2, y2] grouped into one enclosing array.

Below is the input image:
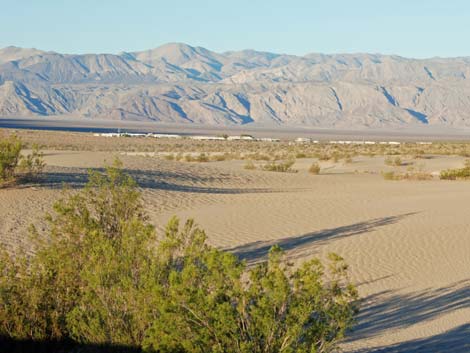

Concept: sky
[[1, 0, 469, 58]]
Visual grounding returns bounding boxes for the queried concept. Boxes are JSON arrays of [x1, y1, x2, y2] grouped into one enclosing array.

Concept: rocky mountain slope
[[1, 43, 470, 127]]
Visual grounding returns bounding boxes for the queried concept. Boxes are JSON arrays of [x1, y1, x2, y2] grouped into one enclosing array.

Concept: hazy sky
[[1, 0, 469, 58]]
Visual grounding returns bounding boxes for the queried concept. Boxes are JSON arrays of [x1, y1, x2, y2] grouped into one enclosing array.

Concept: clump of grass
[[262, 159, 297, 173], [244, 160, 256, 170], [308, 162, 321, 175]]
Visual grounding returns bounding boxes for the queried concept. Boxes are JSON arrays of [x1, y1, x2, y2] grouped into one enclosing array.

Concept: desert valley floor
[[2, 130, 470, 352]]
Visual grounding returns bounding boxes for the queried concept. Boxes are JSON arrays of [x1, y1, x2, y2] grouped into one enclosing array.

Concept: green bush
[[0, 162, 357, 352], [0, 136, 22, 182], [0, 136, 44, 185], [18, 144, 45, 179]]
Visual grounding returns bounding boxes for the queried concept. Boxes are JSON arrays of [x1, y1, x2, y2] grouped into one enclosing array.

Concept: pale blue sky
[[1, 0, 469, 58]]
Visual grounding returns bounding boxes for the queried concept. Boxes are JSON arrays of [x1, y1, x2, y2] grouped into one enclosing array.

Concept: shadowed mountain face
[[2, 43, 470, 127]]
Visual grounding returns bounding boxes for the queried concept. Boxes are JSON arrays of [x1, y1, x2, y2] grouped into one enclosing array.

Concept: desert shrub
[[412, 150, 425, 159], [0, 136, 45, 185], [18, 144, 45, 179], [196, 153, 209, 162], [440, 161, 470, 180], [382, 171, 397, 180], [175, 152, 184, 161], [262, 159, 297, 173], [332, 152, 340, 163], [0, 162, 358, 352], [0, 136, 22, 182], [244, 153, 270, 161], [295, 152, 307, 159], [309, 162, 321, 175], [164, 153, 175, 161], [244, 160, 256, 170], [382, 169, 433, 181], [211, 153, 229, 162], [143, 246, 357, 353], [384, 156, 402, 167]]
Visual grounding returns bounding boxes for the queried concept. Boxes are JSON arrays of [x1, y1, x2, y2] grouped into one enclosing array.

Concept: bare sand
[[2, 145, 470, 352]]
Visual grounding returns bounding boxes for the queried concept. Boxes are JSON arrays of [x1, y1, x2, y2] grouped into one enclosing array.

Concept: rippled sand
[[2, 150, 470, 352]]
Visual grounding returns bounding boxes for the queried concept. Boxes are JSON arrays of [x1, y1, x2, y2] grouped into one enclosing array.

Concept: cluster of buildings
[[93, 132, 279, 142], [328, 140, 401, 145], [93, 132, 433, 146]]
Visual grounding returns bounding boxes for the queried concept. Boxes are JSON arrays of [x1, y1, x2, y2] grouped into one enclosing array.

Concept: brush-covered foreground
[[3, 129, 470, 352], [0, 161, 357, 353]]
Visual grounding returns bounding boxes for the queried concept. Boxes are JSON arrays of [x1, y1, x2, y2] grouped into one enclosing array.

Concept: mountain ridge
[[1, 43, 470, 128]]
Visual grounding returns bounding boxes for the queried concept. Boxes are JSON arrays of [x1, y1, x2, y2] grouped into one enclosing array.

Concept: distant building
[[190, 136, 225, 141], [149, 133, 182, 139], [259, 137, 280, 142], [227, 135, 255, 141], [295, 137, 312, 143]]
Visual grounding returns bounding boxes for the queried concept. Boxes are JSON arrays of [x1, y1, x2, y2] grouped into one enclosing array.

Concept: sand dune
[[1, 148, 470, 352]]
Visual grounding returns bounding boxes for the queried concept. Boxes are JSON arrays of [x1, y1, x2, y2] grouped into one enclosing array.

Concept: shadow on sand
[[227, 213, 416, 263], [348, 280, 470, 352], [18, 166, 301, 195]]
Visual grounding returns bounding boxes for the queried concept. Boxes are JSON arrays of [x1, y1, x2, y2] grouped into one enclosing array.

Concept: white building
[[190, 136, 225, 141], [227, 135, 255, 141]]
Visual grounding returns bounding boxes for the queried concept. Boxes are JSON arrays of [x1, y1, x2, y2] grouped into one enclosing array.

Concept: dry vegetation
[[11, 129, 470, 159]]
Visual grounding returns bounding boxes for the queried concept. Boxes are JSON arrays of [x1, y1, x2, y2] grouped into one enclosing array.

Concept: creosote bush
[[439, 159, 470, 180], [0, 136, 45, 186], [381, 168, 433, 181], [0, 161, 357, 352], [262, 159, 297, 173], [0, 136, 22, 183]]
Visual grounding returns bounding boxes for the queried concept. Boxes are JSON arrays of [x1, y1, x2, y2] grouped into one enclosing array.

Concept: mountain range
[[1, 43, 470, 128]]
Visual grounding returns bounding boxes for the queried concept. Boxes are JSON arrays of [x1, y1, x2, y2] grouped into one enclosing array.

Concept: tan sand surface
[[1, 150, 470, 352]]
